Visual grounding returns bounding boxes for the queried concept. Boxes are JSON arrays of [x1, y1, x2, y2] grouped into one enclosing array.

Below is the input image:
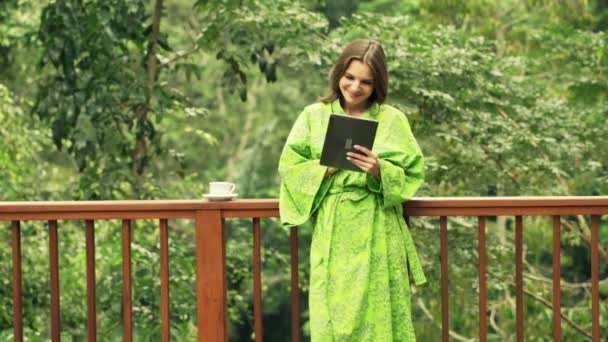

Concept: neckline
[[330, 99, 379, 118]]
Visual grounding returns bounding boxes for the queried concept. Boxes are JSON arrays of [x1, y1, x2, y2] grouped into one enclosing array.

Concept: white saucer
[[203, 193, 238, 201]]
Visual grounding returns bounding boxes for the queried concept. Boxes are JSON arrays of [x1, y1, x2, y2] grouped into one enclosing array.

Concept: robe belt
[[400, 219, 427, 286], [325, 186, 370, 202], [325, 186, 427, 286]]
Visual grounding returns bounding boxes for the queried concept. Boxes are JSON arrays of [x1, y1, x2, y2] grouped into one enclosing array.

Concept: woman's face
[[339, 59, 374, 109]]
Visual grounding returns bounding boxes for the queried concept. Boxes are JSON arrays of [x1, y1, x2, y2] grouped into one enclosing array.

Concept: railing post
[[122, 220, 133, 342], [440, 216, 449, 342], [515, 216, 524, 342], [85, 220, 97, 342], [590, 215, 600, 342], [160, 219, 171, 342], [478, 216, 487, 342], [195, 209, 227, 342], [49, 220, 61, 342], [12, 221, 23, 342], [252, 218, 263, 342], [552, 216, 561, 341], [291, 226, 300, 342]]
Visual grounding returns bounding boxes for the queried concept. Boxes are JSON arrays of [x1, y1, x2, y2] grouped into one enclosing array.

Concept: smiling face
[[338, 59, 374, 113]]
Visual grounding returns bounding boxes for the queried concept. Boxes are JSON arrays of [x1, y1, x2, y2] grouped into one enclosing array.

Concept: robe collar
[[330, 99, 379, 118]]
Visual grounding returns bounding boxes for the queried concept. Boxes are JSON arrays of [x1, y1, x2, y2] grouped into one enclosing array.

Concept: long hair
[[320, 39, 388, 106]]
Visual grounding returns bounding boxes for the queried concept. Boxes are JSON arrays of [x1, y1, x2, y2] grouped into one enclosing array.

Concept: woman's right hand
[[326, 166, 338, 177]]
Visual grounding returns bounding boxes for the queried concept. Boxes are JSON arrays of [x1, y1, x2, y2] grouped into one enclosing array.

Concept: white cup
[[209, 182, 236, 195]]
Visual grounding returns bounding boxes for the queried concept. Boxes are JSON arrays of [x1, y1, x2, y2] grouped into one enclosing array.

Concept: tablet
[[320, 114, 378, 172]]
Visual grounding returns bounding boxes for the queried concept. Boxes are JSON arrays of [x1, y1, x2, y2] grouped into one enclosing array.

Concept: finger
[[347, 154, 370, 164], [353, 145, 374, 156], [346, 152, 365, 162], [347, 151, 375, 164], [349, 158, 372, 170]]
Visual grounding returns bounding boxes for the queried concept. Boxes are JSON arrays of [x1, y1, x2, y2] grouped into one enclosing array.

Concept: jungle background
[[1, 0, 607, 340]]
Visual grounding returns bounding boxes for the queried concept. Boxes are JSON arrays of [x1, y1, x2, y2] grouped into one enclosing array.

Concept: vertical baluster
[[49, 220, 61, 341], [85, 220, 97, 341], [440, 216, 448, 342], [515, 216, 523, 342], [122, 220, 133, 342], [552, 216, 561, 341], [590, 215, 600, 342], [195, 210, 227, 342], [252, 218, 263, 342], [291, 226, 300, 342], [160, 219, 171, 341], [12, 221, 23, 342], [478, 217, 487, 342]]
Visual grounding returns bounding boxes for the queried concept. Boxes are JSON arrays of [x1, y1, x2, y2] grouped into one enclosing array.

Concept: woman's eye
[[362, 81, 372, 85], [345, 75, 354, 80]]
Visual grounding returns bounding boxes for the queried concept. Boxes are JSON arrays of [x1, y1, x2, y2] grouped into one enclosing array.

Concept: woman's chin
[[346, 95, 360, 103]]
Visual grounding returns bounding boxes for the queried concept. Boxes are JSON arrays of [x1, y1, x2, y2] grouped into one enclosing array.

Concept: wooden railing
[[406, 197, 606, 342], [0, 197, 606, 341]]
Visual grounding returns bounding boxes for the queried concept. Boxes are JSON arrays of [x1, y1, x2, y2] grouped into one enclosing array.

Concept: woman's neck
[[341, 99, 369, 116], [345, 107, 365, 116]]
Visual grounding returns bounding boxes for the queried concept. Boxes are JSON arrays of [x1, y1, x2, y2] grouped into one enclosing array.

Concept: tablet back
[[320, 114, 378, 172]]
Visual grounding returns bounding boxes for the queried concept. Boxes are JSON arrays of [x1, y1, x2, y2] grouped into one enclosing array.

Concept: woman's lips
[[347, 90, 360, 98]]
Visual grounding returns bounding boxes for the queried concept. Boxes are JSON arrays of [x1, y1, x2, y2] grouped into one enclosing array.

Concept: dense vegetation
[[1, 0, 607, 340]]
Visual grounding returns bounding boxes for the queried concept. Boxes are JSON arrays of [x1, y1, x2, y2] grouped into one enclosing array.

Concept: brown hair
[[320, 39, 388, 106]]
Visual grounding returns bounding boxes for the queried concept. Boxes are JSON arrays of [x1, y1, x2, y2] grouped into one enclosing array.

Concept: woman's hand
[[347, 145, 381, 179], [325, 166, 338, 177]]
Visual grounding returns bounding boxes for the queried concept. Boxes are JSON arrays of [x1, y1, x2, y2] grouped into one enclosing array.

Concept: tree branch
[[489, 309, 505, 337], [571, 215, 608, 264], [520, 287, 593, 340], [159, 23, 200, 69], [159, 47, 200, 69], [145, 0, 163, 88], [491, 263, 597, 340], [132, 0, 163, 198], [416, 298, 476, 342], [522, 269, 608, 290]]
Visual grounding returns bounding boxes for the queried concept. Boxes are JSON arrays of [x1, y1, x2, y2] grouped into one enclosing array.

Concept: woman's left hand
[[347, 145, 381, 179]]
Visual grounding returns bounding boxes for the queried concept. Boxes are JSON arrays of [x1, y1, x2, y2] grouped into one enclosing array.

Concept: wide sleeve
[[278, 108, 334, 227], [366, 113, 424, 209]]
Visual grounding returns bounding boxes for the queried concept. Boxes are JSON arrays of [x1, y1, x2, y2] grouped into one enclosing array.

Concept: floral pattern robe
[[279, 100, 426, 341]]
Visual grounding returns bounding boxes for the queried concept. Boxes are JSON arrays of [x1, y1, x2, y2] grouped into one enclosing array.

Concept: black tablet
[[320, 114, 378, 172]]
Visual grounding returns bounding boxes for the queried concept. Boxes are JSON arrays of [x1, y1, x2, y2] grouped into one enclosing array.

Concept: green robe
[[279, 100, 426, 342]]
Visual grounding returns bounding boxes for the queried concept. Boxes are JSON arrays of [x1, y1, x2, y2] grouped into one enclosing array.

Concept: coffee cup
[[209, 182, 236, 195]]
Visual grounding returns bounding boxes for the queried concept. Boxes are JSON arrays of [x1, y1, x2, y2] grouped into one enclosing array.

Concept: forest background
[[1, 0, 607, 340]]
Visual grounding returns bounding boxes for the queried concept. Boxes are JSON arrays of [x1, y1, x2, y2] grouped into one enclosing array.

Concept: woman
[[278, 39, 426, 341]]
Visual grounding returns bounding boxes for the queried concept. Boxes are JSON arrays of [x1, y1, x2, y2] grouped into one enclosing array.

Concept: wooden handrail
[[405, 196, 608, 215], [1, 196, 606, 214]]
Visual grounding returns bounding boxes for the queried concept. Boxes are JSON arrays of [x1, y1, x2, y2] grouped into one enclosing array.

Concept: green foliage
[[30, 0, 327, 200], [327, 13, 608, 197], [33, 0, 161, 199], [0, 85, 56, 200], [193, 0, 327, 98]]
